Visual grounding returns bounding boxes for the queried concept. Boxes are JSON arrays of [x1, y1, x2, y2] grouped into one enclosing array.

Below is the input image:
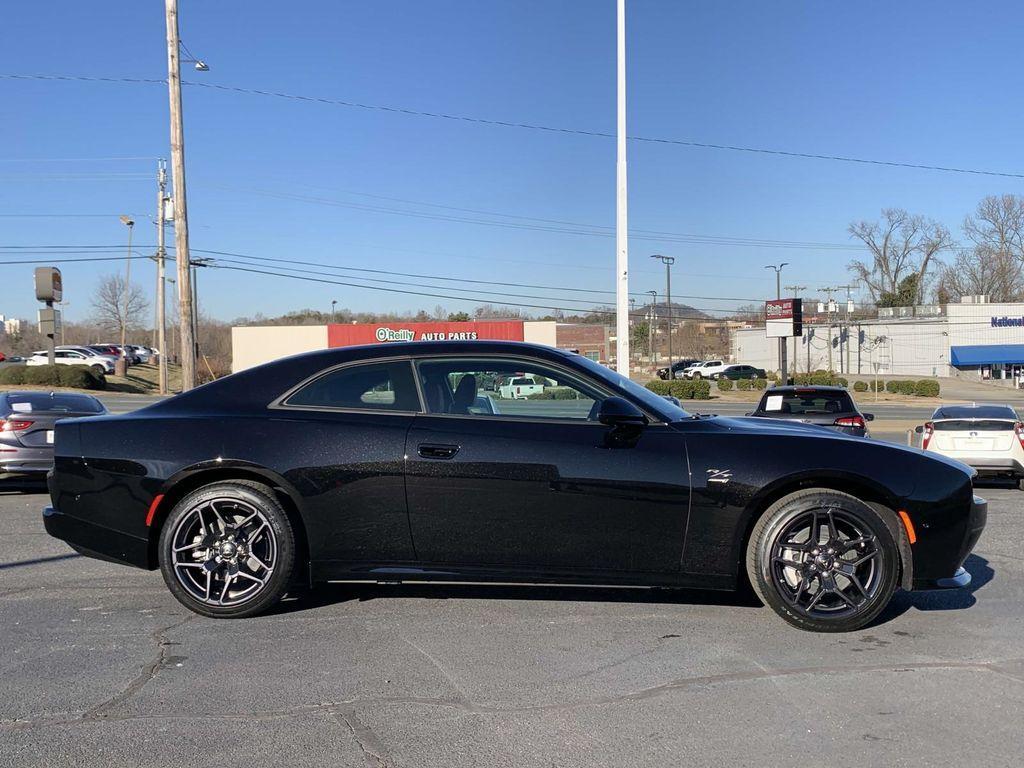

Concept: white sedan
[[27, 349, 115, 375], [918, 403, 1024, 489]]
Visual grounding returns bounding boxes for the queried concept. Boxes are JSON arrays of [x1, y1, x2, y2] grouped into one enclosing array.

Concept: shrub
[[835, 377, 849, 389], [915, 379, 940, 397], [717, 378, 733, 391], [645, 380, 671, 396], [853, 380, 868, 392], [735, 379, 752, 390], [0, 364, 104, 390], [752, 378, 768, 390], [0, 365, 28, 385], [900, 380, 918, 395], [885, 380, 900, 394], [647, 379, 711, 400]]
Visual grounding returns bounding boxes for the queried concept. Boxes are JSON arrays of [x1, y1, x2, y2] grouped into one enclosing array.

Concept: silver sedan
[[0, 391, 107, 480]]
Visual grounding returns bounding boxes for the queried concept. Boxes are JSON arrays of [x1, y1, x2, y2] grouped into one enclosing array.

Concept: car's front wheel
[[746, 489, 900, 632], [692, 372, 702, 380], [158, 480, 296, 618]]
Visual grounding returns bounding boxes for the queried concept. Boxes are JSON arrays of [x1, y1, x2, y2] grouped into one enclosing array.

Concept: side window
[[285, 361, 420, 412], [416, 358, 603, 421]]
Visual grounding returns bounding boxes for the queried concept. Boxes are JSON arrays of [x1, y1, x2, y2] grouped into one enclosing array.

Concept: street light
[[765, 263, 789, 382], [646, 289, 657, 366], [650, 255, 675, 370], [119, 215, 135, 353], [331, 300, 337, 323]]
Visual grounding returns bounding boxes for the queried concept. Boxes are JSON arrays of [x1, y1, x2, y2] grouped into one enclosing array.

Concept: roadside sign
[[766, 298, 803, 338]]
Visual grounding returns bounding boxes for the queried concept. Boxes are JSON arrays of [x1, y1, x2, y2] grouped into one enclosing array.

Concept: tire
[[91, 364, 106, 375], [1017, 477, 1024, 492], [745, 488, 900, 632], [693, 372, 702, 380], [158, 480, 296, 618]]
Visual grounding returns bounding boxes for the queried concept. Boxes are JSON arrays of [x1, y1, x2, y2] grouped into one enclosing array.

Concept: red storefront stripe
[[328, 321, 525, 347]]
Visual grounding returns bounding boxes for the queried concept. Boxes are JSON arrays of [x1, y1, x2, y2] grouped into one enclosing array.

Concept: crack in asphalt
[[329, 705, 391, 767], [4, 657, 1023, 732], [79, 615, 194, 722]]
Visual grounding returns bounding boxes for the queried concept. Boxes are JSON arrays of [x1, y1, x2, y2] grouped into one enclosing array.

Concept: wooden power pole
[[165, 0, 196, 391]]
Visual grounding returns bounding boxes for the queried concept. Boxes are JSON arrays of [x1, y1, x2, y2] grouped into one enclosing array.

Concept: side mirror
[[864, 413, 875, 422], [914, 425, 923, 434], [744, 412, 753, 417], [598, 397, 648, 428], [599, 397, 647, 448], [662, 395, 681, 407]]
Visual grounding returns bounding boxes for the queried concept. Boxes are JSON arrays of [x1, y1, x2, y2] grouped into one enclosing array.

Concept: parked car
[[27, 349, 114, 375], [44, 340, 985, 632], [95, 344, 140, 364], [57, 345, 119, 369], [129, 345, 153, 363], [718, 364, 768, 381], [498, 375, 545, 399], [0, 391, 106, 480], [656, 359, 701, 380], [683, 360, 727, 379], [917, 404, 1024, 489], [747, 386, 874, 437]]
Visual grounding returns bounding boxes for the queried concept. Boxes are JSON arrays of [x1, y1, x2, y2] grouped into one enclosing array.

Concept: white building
[[731, 297, 1024, 383]]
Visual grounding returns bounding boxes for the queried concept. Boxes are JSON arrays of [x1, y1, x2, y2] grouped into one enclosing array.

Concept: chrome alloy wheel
[[170, 497, 277, 607], [769, 506, 882, 618]]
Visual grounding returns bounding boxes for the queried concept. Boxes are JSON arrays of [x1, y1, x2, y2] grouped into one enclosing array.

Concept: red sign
[[328, 320, 525, 347], [765, 299, 796, 319]]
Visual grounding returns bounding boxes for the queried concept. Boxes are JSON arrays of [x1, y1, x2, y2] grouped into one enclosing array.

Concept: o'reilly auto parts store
[[231, 320, 610, 372]]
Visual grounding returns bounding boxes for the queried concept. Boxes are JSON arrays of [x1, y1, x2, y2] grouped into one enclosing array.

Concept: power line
[[5, 72, 1023, 179]]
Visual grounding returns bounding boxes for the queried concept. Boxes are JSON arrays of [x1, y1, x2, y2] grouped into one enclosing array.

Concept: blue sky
[[3, 1, 1024, 323]]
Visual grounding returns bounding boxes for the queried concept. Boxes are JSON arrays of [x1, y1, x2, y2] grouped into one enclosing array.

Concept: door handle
[[417, 443, 460, 460]]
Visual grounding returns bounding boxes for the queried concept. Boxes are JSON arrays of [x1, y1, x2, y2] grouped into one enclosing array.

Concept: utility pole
[[119, 215, 134, 354], [155, 159, 168, 394], [190, 257, 213, 365], [165, 0, 196, 391], [838, 284, 856, 376], [819, 287, 838, 372], [651, 255, 675, 372], [614, 0, 630, 376], [785, 283, 806, 376], [765, 263, 789, 381], [646, 289, 656, 366]]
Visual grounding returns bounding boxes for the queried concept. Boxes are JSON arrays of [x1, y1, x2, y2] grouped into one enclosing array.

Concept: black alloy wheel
[[158, 480, 296, 618], [746, 489, 900, 632]]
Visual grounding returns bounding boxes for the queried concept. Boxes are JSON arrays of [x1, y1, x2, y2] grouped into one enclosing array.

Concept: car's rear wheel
[[158, 481, 295, 618], [746, 489, 900, 632], [1017, 478, 1024, 492]]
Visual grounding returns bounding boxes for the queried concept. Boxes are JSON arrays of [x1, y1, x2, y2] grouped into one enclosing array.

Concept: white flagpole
[[615, 0, 630, 376]]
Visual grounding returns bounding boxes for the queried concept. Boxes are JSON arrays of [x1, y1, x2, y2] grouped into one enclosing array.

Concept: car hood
[[674, 415, 976, 476]]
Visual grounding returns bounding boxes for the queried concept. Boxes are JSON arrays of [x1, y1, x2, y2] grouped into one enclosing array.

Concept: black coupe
[[43, 341, 986, 631]]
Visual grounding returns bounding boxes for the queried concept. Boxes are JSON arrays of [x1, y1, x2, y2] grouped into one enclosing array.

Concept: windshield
[[573, 356, 689, 421], [4, 392, 105, 414]]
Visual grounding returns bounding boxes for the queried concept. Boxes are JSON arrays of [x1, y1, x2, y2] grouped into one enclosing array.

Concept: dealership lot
[[2, 477, 1022, 767]]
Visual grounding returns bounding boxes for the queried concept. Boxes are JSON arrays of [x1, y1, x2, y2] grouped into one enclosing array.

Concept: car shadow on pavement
[[269, 581, 763, 617], [870, 553, 994, 627]]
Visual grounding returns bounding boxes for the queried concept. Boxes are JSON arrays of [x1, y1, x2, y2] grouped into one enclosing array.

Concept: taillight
[[834, 415, 866, 429], [922, 421, 934, 450], [0, 419, 34, 432], [1015, 423, 1024, 450]]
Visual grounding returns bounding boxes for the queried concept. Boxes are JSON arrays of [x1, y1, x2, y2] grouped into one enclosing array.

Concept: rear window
[[4, 393, 104, 414], [284, 360, 420, 412], [758, 391, 854, 415], [933, 419, 1017, 431]]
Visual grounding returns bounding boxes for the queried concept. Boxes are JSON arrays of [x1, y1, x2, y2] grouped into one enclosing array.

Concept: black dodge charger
[[43, 341, 986, 632]]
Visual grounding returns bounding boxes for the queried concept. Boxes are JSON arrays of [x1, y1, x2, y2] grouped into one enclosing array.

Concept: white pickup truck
[[498, 376, 545, 399]]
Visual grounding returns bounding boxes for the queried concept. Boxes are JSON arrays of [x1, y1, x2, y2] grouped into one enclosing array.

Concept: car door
[[267, 358, 421, 567], [404, 355, 691, 574]]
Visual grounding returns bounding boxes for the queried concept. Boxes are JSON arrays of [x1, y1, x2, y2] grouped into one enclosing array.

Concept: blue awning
[[950, 344, 1024, 366]]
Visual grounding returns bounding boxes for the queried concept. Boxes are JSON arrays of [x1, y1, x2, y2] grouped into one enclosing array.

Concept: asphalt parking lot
[[1, 477, 1022, 767]]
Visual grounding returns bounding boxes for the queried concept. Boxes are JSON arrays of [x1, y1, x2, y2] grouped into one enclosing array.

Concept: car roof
[[932, 404, 1018, 420]]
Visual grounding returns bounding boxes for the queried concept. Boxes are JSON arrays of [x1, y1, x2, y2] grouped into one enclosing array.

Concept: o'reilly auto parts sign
[[765, 298, 803, 338], [328, 320, 526, 348]]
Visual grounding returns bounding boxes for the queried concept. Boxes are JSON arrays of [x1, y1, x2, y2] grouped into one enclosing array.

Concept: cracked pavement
[[1, 485, 1022, 767]]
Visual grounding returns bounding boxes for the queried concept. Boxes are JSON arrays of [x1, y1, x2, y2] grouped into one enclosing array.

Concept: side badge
[[706, 468, 732, 484]]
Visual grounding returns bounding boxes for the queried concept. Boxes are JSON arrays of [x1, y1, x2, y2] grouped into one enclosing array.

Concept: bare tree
[[963, 194, 1024, 262], [938, 246, 1024, 303], [91, 274, 150, 341], [848, 209, 953, 305]]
